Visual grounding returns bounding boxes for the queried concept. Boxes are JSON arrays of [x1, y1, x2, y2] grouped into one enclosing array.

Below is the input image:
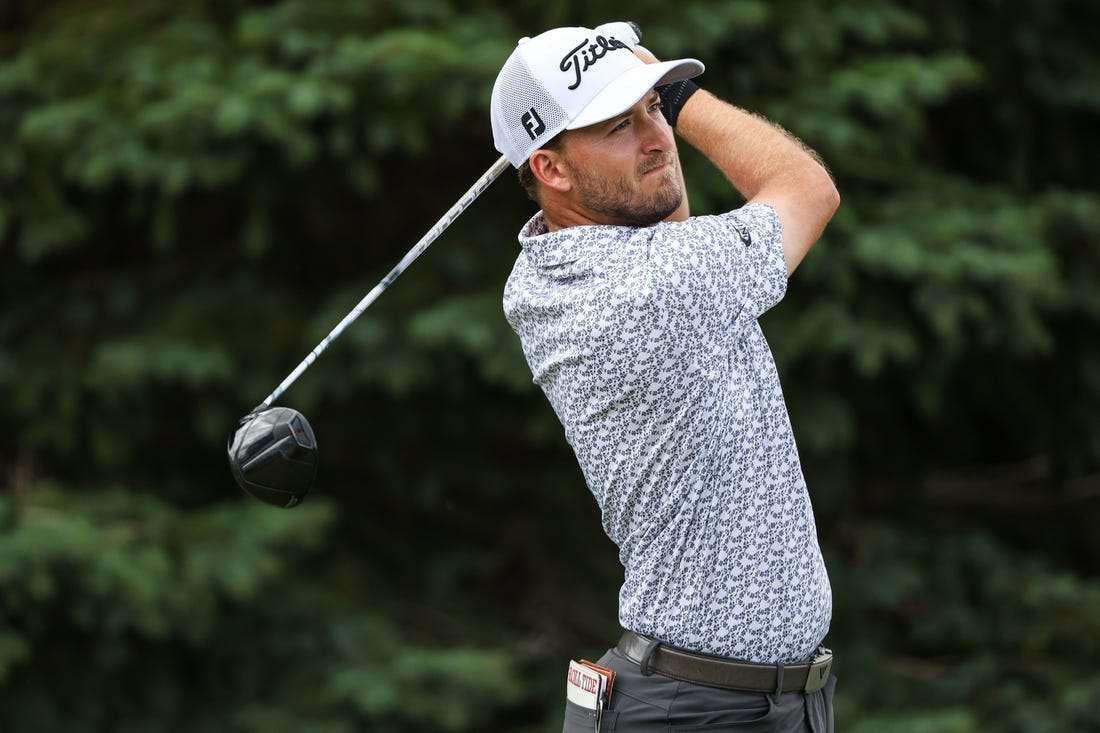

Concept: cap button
[[517, 36, 530, 45]]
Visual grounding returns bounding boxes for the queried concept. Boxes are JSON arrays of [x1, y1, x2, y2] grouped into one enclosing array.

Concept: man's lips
[[640, 157, 674, 176]]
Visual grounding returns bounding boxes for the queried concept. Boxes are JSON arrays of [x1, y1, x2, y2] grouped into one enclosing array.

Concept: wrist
[[657, 79, 700, 127]]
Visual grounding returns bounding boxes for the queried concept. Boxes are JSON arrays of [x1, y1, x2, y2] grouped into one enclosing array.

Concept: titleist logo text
[[560, 35, 630, 90]]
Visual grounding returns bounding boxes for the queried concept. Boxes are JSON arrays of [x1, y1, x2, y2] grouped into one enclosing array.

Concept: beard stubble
[[568, 153, 684, 227]]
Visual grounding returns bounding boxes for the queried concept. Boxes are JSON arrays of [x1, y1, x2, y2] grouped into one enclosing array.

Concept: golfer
[[492, 24, 840, 732]]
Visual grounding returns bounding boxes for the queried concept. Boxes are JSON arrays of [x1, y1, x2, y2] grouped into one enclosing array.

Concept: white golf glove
[[593, 21, 643, 50]]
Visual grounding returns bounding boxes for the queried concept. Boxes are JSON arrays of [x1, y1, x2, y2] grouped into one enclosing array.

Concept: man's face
[[558, 90, 684, 227]]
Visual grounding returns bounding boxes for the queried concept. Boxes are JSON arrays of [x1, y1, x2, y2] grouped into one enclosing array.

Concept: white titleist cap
[[490, 26, 704, 168]]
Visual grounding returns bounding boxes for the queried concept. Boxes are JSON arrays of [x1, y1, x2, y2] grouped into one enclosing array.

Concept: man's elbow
[[803, 172, 840, 264], [813, 167, 841, 226], [779, 170, 839, 276], [804, 168, 840, 255]]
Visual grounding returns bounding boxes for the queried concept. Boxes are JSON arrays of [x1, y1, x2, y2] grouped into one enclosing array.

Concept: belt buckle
[[803, 647, 832, 693]]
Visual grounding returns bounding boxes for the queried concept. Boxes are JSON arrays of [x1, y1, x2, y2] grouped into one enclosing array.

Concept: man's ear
[[529, 149, 572, 193]]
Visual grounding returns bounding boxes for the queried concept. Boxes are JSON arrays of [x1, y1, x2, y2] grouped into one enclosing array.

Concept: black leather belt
[[616, 631, 833, 694]]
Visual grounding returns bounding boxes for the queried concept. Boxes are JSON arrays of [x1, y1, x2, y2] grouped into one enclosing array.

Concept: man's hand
[[593, 21, 642, 48], [592, 21, 660, 64]]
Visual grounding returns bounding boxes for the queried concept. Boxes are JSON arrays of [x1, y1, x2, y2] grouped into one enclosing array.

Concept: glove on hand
[[657, 80, 699, 127], [592, 21, 642, 48]]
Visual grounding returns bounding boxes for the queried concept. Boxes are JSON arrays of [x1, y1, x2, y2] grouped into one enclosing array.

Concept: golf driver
[[228, 154, 512, 507]]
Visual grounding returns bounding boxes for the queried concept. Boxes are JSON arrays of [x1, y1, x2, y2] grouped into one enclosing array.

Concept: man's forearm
[[675, 90, 829, 202], [675, 90, 839, 273]]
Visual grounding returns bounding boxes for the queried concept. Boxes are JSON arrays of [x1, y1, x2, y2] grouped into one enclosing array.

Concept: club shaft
[[258, 154, 511, 409]]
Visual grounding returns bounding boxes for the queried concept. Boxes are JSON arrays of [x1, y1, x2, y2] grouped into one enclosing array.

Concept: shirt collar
[[517, 211, 634, 268]]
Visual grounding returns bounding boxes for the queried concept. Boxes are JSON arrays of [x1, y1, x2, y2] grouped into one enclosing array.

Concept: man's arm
[[674, 90, 839, 275]]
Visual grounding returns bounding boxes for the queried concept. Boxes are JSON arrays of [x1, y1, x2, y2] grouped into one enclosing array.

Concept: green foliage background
[[2, 0, 1098, 730]]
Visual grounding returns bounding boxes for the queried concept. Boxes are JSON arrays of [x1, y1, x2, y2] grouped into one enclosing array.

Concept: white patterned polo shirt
[[503, 203, 831, 664]]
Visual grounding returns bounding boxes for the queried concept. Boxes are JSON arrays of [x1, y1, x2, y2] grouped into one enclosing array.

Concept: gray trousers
[[562, 647, 836, 732]]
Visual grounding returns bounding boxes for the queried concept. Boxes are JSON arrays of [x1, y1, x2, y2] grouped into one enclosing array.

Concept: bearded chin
[[579, 172, 684, 227], [621, 188, 682, 226]]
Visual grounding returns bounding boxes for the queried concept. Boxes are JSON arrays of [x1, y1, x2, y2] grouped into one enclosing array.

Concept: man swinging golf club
[[492, 23, 840, 732]]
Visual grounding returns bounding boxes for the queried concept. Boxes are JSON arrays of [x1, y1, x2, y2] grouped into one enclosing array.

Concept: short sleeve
[[719, 203, 788, 319]]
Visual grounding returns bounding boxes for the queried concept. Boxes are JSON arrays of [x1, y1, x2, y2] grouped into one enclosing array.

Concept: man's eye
[[612, 119, 630, 132]]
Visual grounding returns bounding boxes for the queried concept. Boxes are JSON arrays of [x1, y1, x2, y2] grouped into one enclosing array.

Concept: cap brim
[[567, 58, 704, 131]]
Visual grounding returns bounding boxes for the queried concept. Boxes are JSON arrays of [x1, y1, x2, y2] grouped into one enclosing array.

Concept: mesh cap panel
[[491, 54, 570, 168]]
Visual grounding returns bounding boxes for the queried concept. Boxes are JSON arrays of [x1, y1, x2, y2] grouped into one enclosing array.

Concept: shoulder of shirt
[[663, 203, 780, 236]]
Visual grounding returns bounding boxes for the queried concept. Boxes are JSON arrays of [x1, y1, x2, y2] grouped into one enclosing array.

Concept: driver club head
[[228, 406, 317, 508]]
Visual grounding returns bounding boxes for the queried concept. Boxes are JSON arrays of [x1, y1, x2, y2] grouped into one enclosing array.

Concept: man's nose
[[639, 110, 674, 151]]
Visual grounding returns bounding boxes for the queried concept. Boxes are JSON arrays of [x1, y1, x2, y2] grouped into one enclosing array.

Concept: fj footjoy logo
[[522, 107, 545, 140], [560, 35, 629, 90]]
